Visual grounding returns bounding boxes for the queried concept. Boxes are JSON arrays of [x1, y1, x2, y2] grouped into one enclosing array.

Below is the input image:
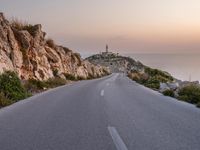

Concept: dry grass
[[10, 17, 35, 36], [10, 17, 29, 30]]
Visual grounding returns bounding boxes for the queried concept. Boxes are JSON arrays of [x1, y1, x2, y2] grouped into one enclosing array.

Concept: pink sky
[[1, 0, 200, 54]]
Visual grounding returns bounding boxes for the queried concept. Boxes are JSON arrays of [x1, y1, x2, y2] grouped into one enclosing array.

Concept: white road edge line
[[108, 126, 128, 150], [100, 90, 104, 96]]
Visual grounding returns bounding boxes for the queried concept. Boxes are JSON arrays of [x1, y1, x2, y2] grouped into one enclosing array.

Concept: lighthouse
[[106, 44, 108, 53]]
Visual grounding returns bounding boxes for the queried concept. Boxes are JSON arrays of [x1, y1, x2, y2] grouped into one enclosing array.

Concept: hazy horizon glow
[[1, 0, 200, 54]]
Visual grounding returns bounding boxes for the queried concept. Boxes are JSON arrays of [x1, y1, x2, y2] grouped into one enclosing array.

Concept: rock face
[[0, 13, 109, 80]]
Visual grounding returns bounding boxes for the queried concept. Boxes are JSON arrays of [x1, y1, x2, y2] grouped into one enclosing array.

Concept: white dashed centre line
[[100, 90, 104, 96], [108, 126, 128, 150]]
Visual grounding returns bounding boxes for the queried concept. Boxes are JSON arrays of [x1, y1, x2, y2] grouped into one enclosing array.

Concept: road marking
[[108, 126, 128, 150], [106, 83, 110, 86], [100, 90, 104, 96]]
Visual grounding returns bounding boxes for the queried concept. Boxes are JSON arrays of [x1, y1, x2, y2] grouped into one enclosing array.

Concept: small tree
[[178, 85, 200, 104], [0, 71, 27, 101], [163, 89, 175, 97]]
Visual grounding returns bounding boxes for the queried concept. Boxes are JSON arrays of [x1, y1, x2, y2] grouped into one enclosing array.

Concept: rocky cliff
[[0, 13, 109, 80]]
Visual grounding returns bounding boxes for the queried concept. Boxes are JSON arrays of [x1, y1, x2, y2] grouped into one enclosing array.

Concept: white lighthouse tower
[[106, 44, 108, 53]]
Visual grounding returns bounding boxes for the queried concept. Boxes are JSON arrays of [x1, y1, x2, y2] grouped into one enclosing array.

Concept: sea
[[82, 53, 200, 82], [126, 53, 200, 82]]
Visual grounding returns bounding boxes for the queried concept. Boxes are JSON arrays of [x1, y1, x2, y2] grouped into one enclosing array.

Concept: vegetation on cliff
[[178, 85, 200, 107], [10, 18, 36, 36], [129, 67, 200, 107], [0, 71, 28, 107], [128, 67, 174, 90]]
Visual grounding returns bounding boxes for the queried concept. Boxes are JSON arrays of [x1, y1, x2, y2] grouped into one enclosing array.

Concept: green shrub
[[145, 67, 173, 82], [128, 67, 174, 91], [0, 92, 13, 107], [145, 77, 160, 89], [45, 77, 66, 88], [0, 71, 27, 101], [178, 85, 200, 104], [163, 89, 175, 97], [24, 79, 47, 92], [25, 77, 66, 91], [64, 73, 77, 81]]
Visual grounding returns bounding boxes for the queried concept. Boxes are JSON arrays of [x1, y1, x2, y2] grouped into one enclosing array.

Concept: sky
[[1, 0, 200, 54]]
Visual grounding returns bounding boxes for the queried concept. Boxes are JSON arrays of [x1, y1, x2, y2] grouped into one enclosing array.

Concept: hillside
[[0, 13, 109, 81]]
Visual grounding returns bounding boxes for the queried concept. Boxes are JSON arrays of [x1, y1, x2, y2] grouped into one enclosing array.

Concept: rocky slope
[[0, 13, 109, 80]]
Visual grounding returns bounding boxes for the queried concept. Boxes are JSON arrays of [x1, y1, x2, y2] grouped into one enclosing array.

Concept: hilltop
[[86, 51, 144, 73]]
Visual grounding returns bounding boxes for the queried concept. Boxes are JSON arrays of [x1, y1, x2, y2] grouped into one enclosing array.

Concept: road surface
[[0, 73, 200, 150]]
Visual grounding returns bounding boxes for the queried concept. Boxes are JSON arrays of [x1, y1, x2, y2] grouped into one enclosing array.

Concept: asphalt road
[[0, 73, 200, 150]]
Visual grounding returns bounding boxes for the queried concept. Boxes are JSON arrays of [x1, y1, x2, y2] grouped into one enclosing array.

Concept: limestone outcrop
[[0, 13, 109, 80]]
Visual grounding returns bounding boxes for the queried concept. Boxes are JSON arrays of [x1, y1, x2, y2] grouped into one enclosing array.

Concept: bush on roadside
[[128, 67, 174, 91], [0, 71, 68, 108], [0, 92, 14, 107], [144, 77, 160, 89], [25, 77, 67, 92], [45, 77, 66, 88], [24, 79, 47, 92], [0, 71, 28, 102], [163, 89, 175, 97], [64, 73, 77, 81], [178, 85, 200, 105], [145, 67, 173, 82]]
